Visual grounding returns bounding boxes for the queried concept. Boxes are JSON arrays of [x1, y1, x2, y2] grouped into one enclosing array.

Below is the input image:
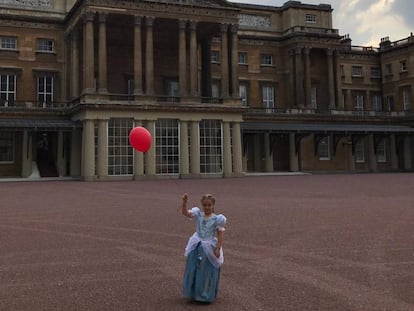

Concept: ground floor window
[[355, 139, 365, 163], [376, 138, 386, 162], [0, 132, 14, 163], [108, 118, 133, 175], [200, 120, 222, 173], [318, 136, 330, 160], [156, 119, 179, 174]]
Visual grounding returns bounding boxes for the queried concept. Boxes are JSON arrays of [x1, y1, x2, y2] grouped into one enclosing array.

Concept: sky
[[228, 0, 413, 47]]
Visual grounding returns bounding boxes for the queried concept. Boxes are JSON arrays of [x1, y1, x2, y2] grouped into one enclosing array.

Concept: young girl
[[181, 193, 227, 302]]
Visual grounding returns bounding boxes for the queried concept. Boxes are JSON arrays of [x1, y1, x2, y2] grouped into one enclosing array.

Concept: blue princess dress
[[183, 207, 227, 302]]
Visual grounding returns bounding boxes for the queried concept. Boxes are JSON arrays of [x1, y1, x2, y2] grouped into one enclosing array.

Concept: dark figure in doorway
[[36, 133, 49, 164]]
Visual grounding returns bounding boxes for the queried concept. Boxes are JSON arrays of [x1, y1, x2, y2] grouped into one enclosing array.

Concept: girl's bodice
[[190, 207, 226, 239]]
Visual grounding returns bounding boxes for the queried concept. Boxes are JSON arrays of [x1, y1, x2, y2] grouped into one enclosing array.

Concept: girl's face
[[201, 198, 214, 216]]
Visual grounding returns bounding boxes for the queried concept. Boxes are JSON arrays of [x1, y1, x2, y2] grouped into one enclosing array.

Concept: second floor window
[[262, 85, 274, 113], [311, 87, 317, 108], [403, 89, 410, 111], [351, 66, 362, 77], [261, 54, 273, 66], [400, 60, 407, 72], [0, 74, 16, 107], [239, 84, 248, 106], [373, 95, 382, 112], [0, 36, 17, 50], [211, 51, 219, 63], [37, 39, 54, 52], [371, 67, 381, 78], [38, 76, 53, 107], [305, 14, 316, 23], [238, 52, 248, 64], [355, 94, 364, 110]]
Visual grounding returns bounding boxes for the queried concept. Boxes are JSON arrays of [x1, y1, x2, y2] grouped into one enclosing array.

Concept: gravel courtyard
[[1, 173, 414, 311]]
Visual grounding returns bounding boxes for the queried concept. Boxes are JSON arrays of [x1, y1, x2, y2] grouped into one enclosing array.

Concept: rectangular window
[[108, 118, 134, 176], [239, 83, 248, 106], [318, 136, 330, 160], [376, 139, 386, 163], [211, 51, 219, 63], [38, 76, 53, 108], [238, 52, 248, 64], [0, 74, 16, 107], [373, 94, 382, 112], [351, 66, 363, 77], [400, 60, 407, 72], [260, 54, 273, 66], [0, 132, 14, 163], [305, 14, 316, 24], [403, 90, 410, 111], [212, 82, 220, 99], [156, 119, 179, 175], [387, 96, 394, 111], [355, 140, 365, 163], [127, 78, 134, 99], [164, 79, 179, 97], [37, 39, 54, 52], [311, 87, 317, 108], [371, 67, 381, 78], [262, 85, 274, 113], [200, 119, 222, 174], [355, 94, 364, 110], [0, 36, 17, 50]]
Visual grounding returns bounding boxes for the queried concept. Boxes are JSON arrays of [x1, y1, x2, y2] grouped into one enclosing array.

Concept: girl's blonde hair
[[201, 194, 216, 205]]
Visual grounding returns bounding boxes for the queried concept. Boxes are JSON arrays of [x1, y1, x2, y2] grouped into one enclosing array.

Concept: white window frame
[[318, 136, 330, 160], [376, 139, 386, 163], [38, 75, 53, 108], [199, 119, 223, 174], [0, 36, 17, 50], [37, 38, 54, 53], [156, 119, 180, 175], [371, 67, 381, 78], [239, 83, 248, 106], [355, 94, 364, 111], [262, 85, 275, 113], [311, 87, 317, 108], [212, 82, 220, 99], [211, 51, 219, 63], [351, 66, 363, 77], [305, 14, 316, 24], [238, 52, 248, 65], [403, 90, 410, 111], [260, 54, 273, 66], [400, 60, 407, 72], [355, 140, 365, 163], [108, 118, 134, 176], [0, 132, 15, 163], [0, 74, 16, 107], [373, 94, 382, 112]]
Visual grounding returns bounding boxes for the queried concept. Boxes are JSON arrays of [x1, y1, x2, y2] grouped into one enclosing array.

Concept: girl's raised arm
[[181, 193, 192, 218]]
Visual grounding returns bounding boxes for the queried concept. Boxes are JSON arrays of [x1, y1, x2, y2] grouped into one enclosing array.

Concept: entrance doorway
[[35, 132, 58, 177]]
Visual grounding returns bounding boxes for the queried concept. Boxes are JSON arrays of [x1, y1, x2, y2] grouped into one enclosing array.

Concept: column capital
[[189, 20, 197, 30], [98, 12, 107, 23], [294, 46, 302, 55], [83, 11, 95, 23], [220, 23, 229, 33], [134, 15, 143, 26], [145, 16, 155, 27], [178, 19, 187, 30], [230, 23, 238, 33]]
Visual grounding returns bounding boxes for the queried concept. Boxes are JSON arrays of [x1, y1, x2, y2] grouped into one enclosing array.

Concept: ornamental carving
[[238, 14, 270, 29], [0, 0, 51, 7]]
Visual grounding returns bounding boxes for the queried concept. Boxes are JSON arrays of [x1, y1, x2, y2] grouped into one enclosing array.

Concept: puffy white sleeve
[[188, 207, 200, 218], [215, 214, 227, 232]]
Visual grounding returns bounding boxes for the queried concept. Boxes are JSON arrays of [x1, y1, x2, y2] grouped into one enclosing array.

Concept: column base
[[82, 175, 96, 181]]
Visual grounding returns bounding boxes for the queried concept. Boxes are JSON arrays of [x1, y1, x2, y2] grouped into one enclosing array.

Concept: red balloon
[[129, 127, 152, 152]]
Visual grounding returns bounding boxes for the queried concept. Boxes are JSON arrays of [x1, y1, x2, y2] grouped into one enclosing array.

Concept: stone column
[[390, 135, 398, 170], [327, 48, 335, 109], [404, 136, 413, 170], [145, 17, 154, 95], [178, 20, 188, 97], [97, 119, 108, 178], [230, 24, 239, 98], [189, 21, 198, 97], [264, 132, 274, 172], [334, 50, 343, 109], [180, 120, 190, 176], [145, 120, 156, 177], [57, 131, 65, 177], [190, 121, 200, 175], [70, 129, 82, 176], [98, 13, 108, 94], [304, 47, 311, 108], [295, 47, 304, 107], [289, 133, 299, 172], [133, 120, 144, 179], [220, 23, 229, 98], [232, 122, 243, 176], [21, 130, 32, 177], [368, 134, 377, 172], [83, 12, 95, 94], [346, 89, 353, 111], [134, 16, 143, 95], [82, 119, 95, 180], [71, 29, 79, 98], [223, 121, 232, 177]]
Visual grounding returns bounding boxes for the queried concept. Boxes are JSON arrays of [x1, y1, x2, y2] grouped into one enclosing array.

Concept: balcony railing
[[0, 101, 73, 109]]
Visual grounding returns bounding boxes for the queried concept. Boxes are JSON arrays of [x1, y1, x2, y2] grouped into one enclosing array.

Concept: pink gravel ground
[[1, 173, 414, 311]]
